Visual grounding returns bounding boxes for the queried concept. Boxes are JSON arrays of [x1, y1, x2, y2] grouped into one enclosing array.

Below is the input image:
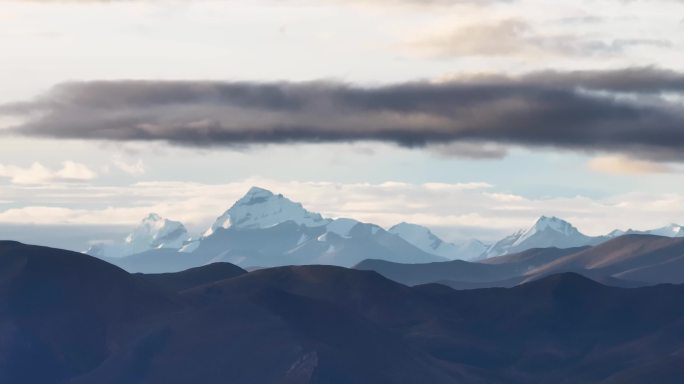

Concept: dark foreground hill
[[0, 241, 178, 383], [2, 241, 684, 383]]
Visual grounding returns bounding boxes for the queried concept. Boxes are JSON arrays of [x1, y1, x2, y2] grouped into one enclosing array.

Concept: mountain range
[[87, 213, 191, 258], [4, 240, 684, 383], [86, 186, 684, 273], [388, 222, 488, 261]]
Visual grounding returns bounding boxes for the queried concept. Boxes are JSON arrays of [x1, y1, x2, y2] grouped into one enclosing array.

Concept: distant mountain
[[112, 220, 445, 273], [388, 222, 488, 261], [6, 242, 684, 384], [355, 247, 585, 287], [609, 223, 684, 238], [482, 216, 601, 258], [106, 187, 445, 272], [138, 262, 247, 293], [86, 213, 190, 258], [355, 257, 513, 286], [482, 217, 684, 259], [523, 234, 684, 284], [85, 192, 684, 271], [646, 223, 684, 237], [357, 234, 684, 289], [203, 186, 329, 236], [480, 229, 525, 259]]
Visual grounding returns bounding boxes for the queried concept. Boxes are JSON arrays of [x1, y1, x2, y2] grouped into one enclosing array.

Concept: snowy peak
[[484, 216, 595, 258], [126, 213, 189, 249], [326, 218, 362, 238], [611, 223, 684, 238], [607, 229, 626, 238], [483, 217, 684, 260], [513, 216, 582, 247], [482, 229, 525, 258], [204, 186, 329, 236], [389, 222, 487, 261], [389, 222, 444, 251], [533, 216, 578, 234], [647, 223, 684, 237], [240, 186, 276, 205], [87, 213, 190, 258]]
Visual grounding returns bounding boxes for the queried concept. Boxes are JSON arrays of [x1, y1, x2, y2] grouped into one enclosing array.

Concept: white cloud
[[111, 155, 145, 176], [0, 161, 97, 185], [588, 155, 675, 175], [56, 160, 98, 181]]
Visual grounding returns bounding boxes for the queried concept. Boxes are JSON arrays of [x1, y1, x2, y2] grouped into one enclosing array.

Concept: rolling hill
[[4, 241, 684, 383]]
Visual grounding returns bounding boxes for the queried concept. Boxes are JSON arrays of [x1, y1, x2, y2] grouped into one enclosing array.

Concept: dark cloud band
[[2, 67, 684, 161]]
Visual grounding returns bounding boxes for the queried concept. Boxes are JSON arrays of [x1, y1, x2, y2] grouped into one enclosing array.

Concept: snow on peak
[[326, 218, 361, 238], [605, 223, 684, 239], [204, 186, 330, 236], [144, 212, 163, 222], [126, 213, 188, 248], [653, 223, 684, 237], [513, 216, 579, 247], [482, 229, 525, 258], [242, 186, 275, 202], [389, 222, 443, 251], [483, 216, 596, 259], [87, 213, 191, 258], [637, 223, 684, 237], [389, 222, 487, 261], [534, 216, 575, 233]]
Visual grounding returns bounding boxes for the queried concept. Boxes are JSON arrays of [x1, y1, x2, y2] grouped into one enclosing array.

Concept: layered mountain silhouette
[[356, 234, 684, 289], [4, 241, 684, 383], [355, 246, 587, 287]]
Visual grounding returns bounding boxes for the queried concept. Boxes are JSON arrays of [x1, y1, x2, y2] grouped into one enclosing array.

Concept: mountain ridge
[[388, 222, 488, 261]]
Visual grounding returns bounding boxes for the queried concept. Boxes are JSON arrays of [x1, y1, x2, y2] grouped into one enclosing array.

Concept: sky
[[1, 0, 684, 251]]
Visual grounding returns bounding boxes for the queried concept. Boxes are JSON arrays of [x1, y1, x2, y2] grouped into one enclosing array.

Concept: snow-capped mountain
[[105, 187, 445, 272], [606, 229, 626, 238], [481, 229, 526, 259], [648, 224, 684, 237], [389, 222, 487, 261], [614, 223, 684, 238], [203, 186, 329, 236], [456, 239, 491, 261], [86, 213, 191, 258], [482, 216, 599, 258]]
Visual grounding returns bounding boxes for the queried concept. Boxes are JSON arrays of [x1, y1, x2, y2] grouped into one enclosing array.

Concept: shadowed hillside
[[355, 236, 684, 289], [3, 241, 684, 383]]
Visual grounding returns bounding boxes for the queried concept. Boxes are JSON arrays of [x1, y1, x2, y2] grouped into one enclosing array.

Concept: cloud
[[16, 0, 509, 4], [0, 161, 97, 185], [407, 19, 672, 58], [428, 142, 508, 159], [111, 155, 145, 176], [2, 67, 684, 162], [588, 155, 675, 175]]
